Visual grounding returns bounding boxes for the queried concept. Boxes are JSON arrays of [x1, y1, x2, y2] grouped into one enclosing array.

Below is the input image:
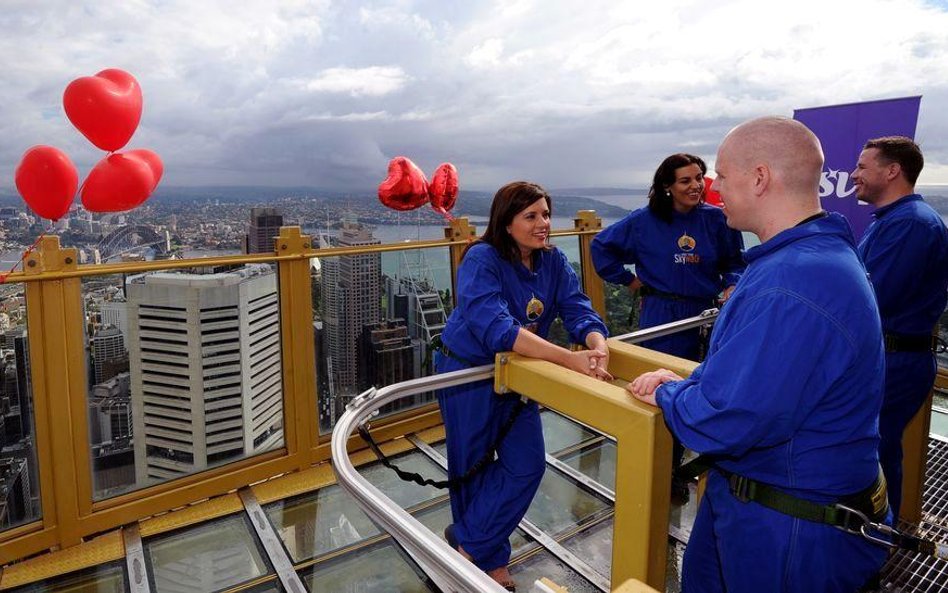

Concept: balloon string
[[0, 222, 55, 284]]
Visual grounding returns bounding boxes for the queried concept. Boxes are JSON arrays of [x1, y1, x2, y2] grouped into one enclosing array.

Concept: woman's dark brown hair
[[463, 181, 552, 263]]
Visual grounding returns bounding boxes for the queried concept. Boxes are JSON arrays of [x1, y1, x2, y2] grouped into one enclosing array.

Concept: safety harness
[[677, 455, 948, 561], [358, 337, 527, 490]]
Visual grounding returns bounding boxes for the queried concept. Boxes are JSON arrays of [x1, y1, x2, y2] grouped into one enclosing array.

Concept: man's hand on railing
[[626, 368, 684, 406]]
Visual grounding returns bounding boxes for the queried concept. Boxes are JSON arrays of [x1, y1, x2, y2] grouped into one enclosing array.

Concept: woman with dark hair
[[591, 153, 744, 501], [436, 181, 610, 591], [592, 153, 744, 358]]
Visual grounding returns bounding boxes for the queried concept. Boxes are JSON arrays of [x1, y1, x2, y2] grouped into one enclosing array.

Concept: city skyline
[[3, 1, 948, 194]]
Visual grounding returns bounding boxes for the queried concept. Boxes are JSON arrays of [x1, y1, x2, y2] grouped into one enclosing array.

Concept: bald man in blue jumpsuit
[[436, 242, 607, 576], [852, 136, 948, 520], [630, 118, 888, 592]]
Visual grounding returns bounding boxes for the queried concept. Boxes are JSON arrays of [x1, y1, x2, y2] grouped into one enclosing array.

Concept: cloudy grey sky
[[3, 0, 948, 192]]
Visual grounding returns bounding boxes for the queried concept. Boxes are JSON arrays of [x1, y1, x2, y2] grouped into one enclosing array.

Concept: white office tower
[[127, 265, 283, 484], [321, 222, 381, 400], [100, 298, 128, 341]]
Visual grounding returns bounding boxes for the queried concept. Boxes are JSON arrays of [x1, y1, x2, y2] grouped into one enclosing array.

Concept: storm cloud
[[3, 0, 948, 191]]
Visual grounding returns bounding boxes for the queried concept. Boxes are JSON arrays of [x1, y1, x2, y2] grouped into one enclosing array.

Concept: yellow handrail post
[[900, 368, 945, 523], [494, 340, 695, 591], [574, 211, 605, 319], [274, 227, 319, 468], [445, 218, 476, 308], [24, 236, 88, 549]]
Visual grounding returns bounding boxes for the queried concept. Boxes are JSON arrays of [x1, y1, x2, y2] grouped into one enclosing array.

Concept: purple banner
[[793, 96, 921, 238]]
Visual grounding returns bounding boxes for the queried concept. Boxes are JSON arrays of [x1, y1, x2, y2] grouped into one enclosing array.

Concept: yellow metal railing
[[494, 341, 696, 590], [0, 214, 614, 568]]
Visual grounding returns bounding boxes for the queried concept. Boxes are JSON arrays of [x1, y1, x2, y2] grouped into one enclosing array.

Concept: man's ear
[[885, 162, 902, 183], [753, 164, 771, 197]]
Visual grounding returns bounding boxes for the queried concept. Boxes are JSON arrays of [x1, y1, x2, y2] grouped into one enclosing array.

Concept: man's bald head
[[720, 116, 824, 196]]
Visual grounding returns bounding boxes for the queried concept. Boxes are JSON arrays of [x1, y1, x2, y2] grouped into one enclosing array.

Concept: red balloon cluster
[[377, 157, 460, 220], [13, 68, 163, 221]]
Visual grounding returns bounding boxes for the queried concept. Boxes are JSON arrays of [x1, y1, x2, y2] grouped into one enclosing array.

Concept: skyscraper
[[320, 223, 381, 413], [126, 265, 283, 484], [246, 207, 284, 254], [91, 326, 127, 385]]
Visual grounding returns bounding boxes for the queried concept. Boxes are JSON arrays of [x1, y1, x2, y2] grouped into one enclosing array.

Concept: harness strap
[[883, 332, 939, 353], [358, 394, 528, 490], [640, 284, 713, 304]]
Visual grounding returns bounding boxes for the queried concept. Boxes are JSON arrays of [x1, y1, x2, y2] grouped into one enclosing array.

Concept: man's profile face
[[714, 142, 753, 231], [851, 148, 890, 204]]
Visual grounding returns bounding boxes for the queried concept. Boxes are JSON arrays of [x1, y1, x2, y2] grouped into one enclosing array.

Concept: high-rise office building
[[320, 223, 381, 413], [100, 299, 128, 342], [91, 326, 127, 385], [358, 319, 414, 391], [246, 207, 284, 254], [126, 265, 283, 484], [0, 457, 32, 529]]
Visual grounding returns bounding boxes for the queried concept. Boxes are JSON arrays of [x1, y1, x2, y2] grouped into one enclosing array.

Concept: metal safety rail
[[329, 313, 721, 592], [330, 365, 510, 593], [614, 308, 719, 345]]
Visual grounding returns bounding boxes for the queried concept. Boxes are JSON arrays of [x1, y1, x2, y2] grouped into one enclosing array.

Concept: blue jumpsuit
[[857, 194, 948, 519], [436, 243, 607, 572], [657, 214, 888, 592], [591, 204, 744, 360]]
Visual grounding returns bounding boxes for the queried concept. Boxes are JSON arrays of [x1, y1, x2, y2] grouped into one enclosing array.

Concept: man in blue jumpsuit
[[630, 117, 888, 592], [852, 136, 948, 520], [436, 238, 608, 583]]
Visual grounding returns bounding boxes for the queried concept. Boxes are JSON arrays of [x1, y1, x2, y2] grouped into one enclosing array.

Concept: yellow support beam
[[495, 343, 688, 591], [901, 367, 946, 523], [275, 227, 319, 468], [574, 211, 606, 319], [444, 217, 476, 307]]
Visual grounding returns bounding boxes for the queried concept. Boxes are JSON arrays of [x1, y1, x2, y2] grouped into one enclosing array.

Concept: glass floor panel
[[413, 498, 538, 560], [510, 548, 600, 593], [7, 562, 126, 593], [525, 465, 612, 537], [559, 516, 614, 580], [360, 450, 446, 510], [540, 409, 600, 454], [297, 540, 438, 592], [144, 513, 272, 593], [265, 483, 381, 563], [557, 440, 617, 492]]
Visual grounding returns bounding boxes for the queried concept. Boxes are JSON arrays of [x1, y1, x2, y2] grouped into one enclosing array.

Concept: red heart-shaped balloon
[[14, 145, 78, 221], [63, 69, 143, 152], [429, 162, 459, 218], [81, 150, 163, 213], [378, 156, 429, 211]]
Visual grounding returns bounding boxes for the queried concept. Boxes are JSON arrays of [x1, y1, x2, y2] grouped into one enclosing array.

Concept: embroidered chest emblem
[[677, 232, 697, 252], [525, 294, 544, 321]]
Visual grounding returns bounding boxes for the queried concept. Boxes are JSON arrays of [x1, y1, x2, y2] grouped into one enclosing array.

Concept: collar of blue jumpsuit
[[870, 193, 923, 219], [743, 211, 856, 265], [513, 248, 547, 279]]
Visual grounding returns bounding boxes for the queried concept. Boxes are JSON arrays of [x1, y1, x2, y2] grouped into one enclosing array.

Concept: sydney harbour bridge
[[94, 225, 178, 263]]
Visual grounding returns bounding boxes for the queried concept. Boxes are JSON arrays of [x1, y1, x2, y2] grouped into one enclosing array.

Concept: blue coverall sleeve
[[552, 249, 608, 344], [656, 289, 855, 456], [862, 218, 938, 323], [591, 215, 637, 286], [719, 228, 746, 288], [456, 251, 522, 353]]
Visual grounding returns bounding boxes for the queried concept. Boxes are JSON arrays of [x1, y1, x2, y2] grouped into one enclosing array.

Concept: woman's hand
[[720, 284, 736, 303], [626, 368, 683, 406], [584, 332, 611, 381], [566, 348, 613, 381], [628, 276, 643, 295]]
